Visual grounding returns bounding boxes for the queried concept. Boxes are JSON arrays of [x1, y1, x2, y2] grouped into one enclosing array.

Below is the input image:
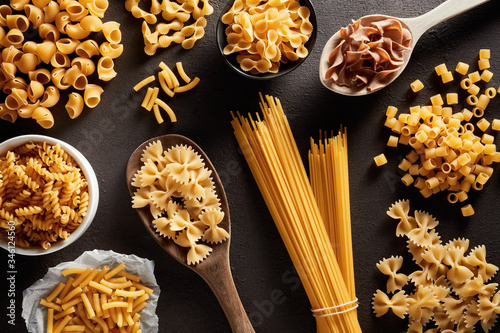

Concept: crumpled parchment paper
[[22, 249, 160, 333]]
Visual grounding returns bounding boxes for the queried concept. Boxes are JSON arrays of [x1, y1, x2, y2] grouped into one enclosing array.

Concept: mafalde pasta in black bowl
[[0, 134, 99, 255], [216, 0, 317, 79]]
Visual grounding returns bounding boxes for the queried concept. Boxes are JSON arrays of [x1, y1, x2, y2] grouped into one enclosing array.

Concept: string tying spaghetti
[[311, 298, 359, 318]]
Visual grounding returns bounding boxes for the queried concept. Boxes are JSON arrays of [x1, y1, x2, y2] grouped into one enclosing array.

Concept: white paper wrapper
[[22, 249, 160, 333]]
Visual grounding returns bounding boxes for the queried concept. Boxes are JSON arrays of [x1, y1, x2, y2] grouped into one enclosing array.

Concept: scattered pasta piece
[[133, 62, 200, 124], [40, 263, 151, 332], [0, 141, 89, 249], [124, 0, 213, 54], [374, 153, 388, 166], [410, 80, 424, 92], [0, 0, 123, 129], [374, 200, 500, 331], [380, 49, 499, 214], [130, 141, 228, 265]]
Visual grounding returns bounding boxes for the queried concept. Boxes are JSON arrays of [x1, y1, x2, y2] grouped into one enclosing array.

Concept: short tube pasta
[[97, 56, 117, 81], [84, 84, 104, 108], [56, 38, 81, 54], [40, 86, 60, 107], [71, 57, 95, 76], [31, 106, 54, 128], [102, 21, 121, 44], [63, 65, 88, 90]]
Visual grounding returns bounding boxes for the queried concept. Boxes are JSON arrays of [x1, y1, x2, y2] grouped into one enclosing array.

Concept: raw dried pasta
[[40, 263, 151, 332], [131, 141, 228, 265], [373, 200, 500, 333], [0, 0, 123, 129], [221, 0, 314, 74], [381, 50, 499, 215], [0, 141, 89, 250], [124, 0, 213, 54], [133, 61, 199, 124]]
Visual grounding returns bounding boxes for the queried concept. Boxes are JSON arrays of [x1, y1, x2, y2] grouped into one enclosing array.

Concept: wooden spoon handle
[[203, 259, 255, 333], [403, 0, 490, 43]]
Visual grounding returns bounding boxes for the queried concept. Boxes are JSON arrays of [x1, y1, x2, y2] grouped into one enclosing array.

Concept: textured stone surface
[[2, 0, 500, 332]]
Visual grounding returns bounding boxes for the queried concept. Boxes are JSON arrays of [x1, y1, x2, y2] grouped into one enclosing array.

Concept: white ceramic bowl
[[0, 135, 99, 255]]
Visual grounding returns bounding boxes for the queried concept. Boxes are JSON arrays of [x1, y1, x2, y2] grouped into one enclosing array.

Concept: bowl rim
[[216, 0, 318, 80], [0, 134, 99, 256]]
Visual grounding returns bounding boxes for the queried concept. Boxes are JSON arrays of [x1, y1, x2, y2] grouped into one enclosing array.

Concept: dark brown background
[[1, 0, 500, 332]]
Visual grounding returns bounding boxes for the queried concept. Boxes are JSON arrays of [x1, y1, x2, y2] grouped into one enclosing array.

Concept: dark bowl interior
[[216, 0, 317, 80]]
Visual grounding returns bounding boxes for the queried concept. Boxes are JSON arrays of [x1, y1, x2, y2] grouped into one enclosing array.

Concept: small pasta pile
[[0, 141, 89, 250], [373, 200, 500, 332], [133, 61, 200, 124], [0, 0, 123, 129], [380, 49, 500, 216], [221, 0, 314, 74], [124, 0, 213, 55], [131, 140, 229, 265], [40, 263, 152, 333]]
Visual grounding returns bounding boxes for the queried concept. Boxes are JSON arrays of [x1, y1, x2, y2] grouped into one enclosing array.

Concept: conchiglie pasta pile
[[221, 0, 314, 74], [0, 0, 123, 129], [131, 141, 229, 265], [124, 0, 213, 55], [373, 200, 500, 333]]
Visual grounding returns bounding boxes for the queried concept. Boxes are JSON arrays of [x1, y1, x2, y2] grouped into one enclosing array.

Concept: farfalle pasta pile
[[125, 0, 213, 55], [221, 0, 314, 74], [373, 200, 500, 332], [0, 0, 123, 129], [0, 141, 89, 250], [324, 17, 411, 92], [131, 140, 229, 265]]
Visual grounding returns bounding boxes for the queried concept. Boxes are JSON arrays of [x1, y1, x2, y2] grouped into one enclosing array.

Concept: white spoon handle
[[403, 0, 490, 43]]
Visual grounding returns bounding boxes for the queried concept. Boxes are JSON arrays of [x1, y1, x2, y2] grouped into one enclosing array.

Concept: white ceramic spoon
[[319, 0, 491, 96]]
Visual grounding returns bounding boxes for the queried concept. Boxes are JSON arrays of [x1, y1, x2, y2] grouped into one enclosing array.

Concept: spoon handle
[[203, 258, 255, 333], [404, 0, 490, 42]]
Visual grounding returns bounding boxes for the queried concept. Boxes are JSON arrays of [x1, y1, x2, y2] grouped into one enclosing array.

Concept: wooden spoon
[[126, 134, 255, 333], [319, 0, 490, 96]]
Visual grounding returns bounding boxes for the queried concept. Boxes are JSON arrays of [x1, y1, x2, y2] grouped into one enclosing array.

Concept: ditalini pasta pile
[[309, 128, 356, 300], [221, 0, 314, 74], [379, 49, 500, 216], [131, 140, 229, 265], [133, 61, 200, 124], [0, 0, 123, 129], [124, 0, 213, 55], [41, 263, 152, 333], [0, 141, 89, 250], [231, 95, 361, 332], [373, 200, 500, 332]]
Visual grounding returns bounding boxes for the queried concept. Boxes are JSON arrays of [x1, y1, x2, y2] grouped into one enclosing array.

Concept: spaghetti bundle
[[231, 95, 361, 332], [309, 129, 356, 300]]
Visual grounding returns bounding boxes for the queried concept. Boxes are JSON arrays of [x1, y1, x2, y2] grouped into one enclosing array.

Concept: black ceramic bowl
[[216, 0, 317, 80]]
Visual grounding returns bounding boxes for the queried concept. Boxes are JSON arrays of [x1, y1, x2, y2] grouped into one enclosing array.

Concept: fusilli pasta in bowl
[[0, 134, 99, 255]]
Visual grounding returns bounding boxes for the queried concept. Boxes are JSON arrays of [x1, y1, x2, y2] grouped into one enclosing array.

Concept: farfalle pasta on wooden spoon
[[129, 139, 228, 265], [126, 134, 254, 333]]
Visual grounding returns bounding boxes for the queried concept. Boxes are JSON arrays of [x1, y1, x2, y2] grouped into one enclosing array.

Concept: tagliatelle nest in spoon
[[325, 18, 411, 92], [130, 140, 229, 265]]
